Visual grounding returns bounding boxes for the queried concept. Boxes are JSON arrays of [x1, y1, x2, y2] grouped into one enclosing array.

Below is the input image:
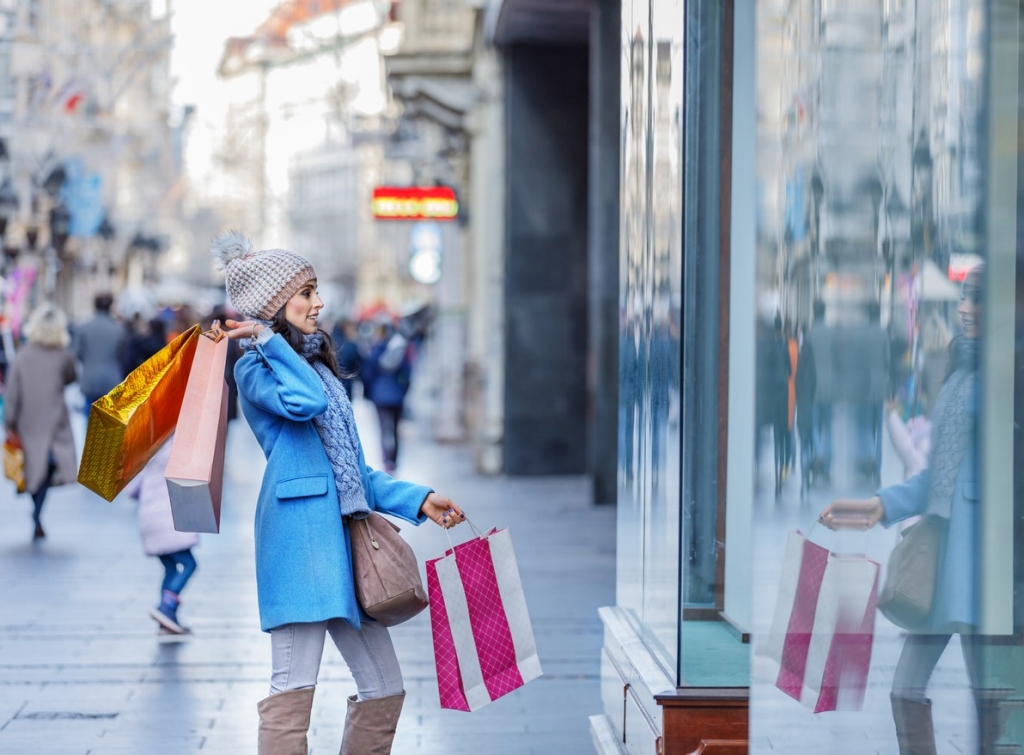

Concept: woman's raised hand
[[420, 493, 466, 530], [223, 319, 266, 341], [818, 497, 885, 531]]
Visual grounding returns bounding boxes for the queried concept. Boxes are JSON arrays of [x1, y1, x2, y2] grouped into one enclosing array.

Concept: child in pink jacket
[[125, 438, 199, 635]]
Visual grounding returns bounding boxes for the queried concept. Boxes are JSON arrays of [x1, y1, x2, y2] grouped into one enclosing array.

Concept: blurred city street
[[0, 390, 615, 754], [0, 0, 1018, 752]]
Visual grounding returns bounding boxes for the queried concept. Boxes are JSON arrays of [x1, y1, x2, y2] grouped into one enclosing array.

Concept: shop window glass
[[745, 0, 1024, 752]]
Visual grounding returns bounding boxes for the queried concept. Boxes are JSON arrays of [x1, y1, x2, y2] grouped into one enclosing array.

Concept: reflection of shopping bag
[[426, 526, 542, 711], [3, 433, 24, 494], [165, 327, 229, 533], [78, 326, 200, 501], [762, 530, 879, 713]]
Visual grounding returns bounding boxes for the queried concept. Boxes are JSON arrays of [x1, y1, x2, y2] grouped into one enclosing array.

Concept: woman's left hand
[[223, 318, 267, 341], [421, 493, 465, 529], [819, 497, 884, 531]]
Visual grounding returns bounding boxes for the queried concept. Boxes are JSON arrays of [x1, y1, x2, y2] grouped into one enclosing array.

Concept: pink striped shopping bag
[[761, 530, 879, 713], [426, 526, 542, 711]]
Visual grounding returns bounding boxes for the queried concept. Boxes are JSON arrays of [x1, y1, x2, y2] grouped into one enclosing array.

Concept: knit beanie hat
[[210, 231, 316, 320]]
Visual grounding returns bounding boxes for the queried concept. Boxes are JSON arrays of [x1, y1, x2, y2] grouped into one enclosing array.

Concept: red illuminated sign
[[372, 186, 458, 221]]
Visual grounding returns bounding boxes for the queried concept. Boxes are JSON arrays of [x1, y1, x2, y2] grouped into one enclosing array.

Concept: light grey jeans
[[891, 631, 983, 703], [268, 619, 403, 700]]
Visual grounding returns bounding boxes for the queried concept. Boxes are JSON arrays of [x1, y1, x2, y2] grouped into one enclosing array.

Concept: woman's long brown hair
[[270, 308, 342, 378]]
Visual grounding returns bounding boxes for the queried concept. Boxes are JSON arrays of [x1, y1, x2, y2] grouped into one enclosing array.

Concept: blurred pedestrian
[[361, 324, 412, 474], [917, 312, 951, 415], [843, 301, 889, 486], [767, 314, 791, 497], [330, 318, 362, 400], [209, 307, 242, 422], [784, 320, 799, 475], [166, 304, 198, 343], [74, 293, 126, 415], [122, 317, 168, 374], [805, 299, 837, 483], [795, 325, 816, 496], [211, 231, 466, 755], [125, 439, 198, 636], [820, 265, 990, 754], [4, 304, 78, 540], [885, 398, 932, 481]]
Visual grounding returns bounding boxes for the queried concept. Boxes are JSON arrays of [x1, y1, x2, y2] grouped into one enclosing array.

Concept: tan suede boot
[[891, 694, 937, 755], [339, 692, 405, 755], [257, 687, 315, 755]]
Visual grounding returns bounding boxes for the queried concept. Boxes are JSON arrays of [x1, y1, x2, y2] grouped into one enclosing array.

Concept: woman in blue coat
[[212, 232, 466, 755], [820, 265, 984, 755]]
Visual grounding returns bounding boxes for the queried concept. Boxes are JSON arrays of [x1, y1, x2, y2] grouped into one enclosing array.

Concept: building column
[[588, 0, 622, 504], [502, 42, 589, 475], [467, 49, 506, 474]]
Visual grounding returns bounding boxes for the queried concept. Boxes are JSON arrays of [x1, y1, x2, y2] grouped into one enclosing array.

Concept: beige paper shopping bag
[[165, 325, 229, 533]]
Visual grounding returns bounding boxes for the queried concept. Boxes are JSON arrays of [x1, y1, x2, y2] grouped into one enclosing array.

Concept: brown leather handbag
[[877, 515, 945, 629], [349, 512, 428, 626]]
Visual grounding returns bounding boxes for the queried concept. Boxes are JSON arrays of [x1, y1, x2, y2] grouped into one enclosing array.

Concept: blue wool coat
[[235, 334, 432, 632], [879, 450, 978, 631]]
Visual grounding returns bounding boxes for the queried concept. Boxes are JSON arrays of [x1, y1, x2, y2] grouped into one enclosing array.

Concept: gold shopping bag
[[78, 325, 200, 501]]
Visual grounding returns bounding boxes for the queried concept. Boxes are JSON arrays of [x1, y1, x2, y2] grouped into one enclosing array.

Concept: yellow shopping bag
[[78, 325, 200, 501], [3, 433, 25, 494]]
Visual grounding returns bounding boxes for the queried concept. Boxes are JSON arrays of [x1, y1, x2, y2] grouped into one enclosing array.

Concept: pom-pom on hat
[[211, 231, 316, 320]]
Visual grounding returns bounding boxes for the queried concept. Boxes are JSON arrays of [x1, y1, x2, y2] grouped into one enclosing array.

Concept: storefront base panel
[[597, 606, 750, 754], [655, 688, 749, 755], [597, 607, 673, 752], [590, 713, 628, 755]]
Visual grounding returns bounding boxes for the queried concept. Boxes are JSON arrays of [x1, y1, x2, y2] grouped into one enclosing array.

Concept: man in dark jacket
[[804, 299, 836, 483], [74, 293, 126, 416], [360, 325, 412, 473], [844, 301, 889, 485]]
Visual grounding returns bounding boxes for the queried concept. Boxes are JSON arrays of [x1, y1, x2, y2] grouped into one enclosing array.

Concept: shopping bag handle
[[202, 320, 226, 343], [443, 517, 485, 554]]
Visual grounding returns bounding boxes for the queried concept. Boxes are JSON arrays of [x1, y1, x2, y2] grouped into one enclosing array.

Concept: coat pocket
[[961, 477, 979, 501], [277, 474, 329, 500]]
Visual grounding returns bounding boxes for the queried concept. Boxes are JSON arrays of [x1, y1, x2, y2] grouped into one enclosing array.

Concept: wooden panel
[[656, 689, 749, 755]]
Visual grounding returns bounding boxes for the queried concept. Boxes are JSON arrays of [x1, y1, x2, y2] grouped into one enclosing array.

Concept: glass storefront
[[608, 0, 1024, 752]]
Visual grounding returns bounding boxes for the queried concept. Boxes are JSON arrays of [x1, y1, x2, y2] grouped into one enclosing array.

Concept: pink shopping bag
[[762, 530, 879, 713], [426, 526, 542, 711], [165, 327, 229, 533]]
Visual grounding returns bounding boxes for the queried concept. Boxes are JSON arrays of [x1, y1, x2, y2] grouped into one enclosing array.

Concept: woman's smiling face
[[285, 279, 323, 335]]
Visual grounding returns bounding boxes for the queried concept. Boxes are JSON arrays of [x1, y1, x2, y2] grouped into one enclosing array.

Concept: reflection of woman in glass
[[819, 265, 985, 754]]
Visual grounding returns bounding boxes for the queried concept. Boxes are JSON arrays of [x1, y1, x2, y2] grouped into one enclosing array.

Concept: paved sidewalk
[[0, 396, 615, 754]]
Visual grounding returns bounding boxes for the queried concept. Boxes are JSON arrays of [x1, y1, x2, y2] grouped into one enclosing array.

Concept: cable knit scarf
[[244, 326, 370, 520], [926, 337, 978, 519], [299, 332, 371, 520]]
